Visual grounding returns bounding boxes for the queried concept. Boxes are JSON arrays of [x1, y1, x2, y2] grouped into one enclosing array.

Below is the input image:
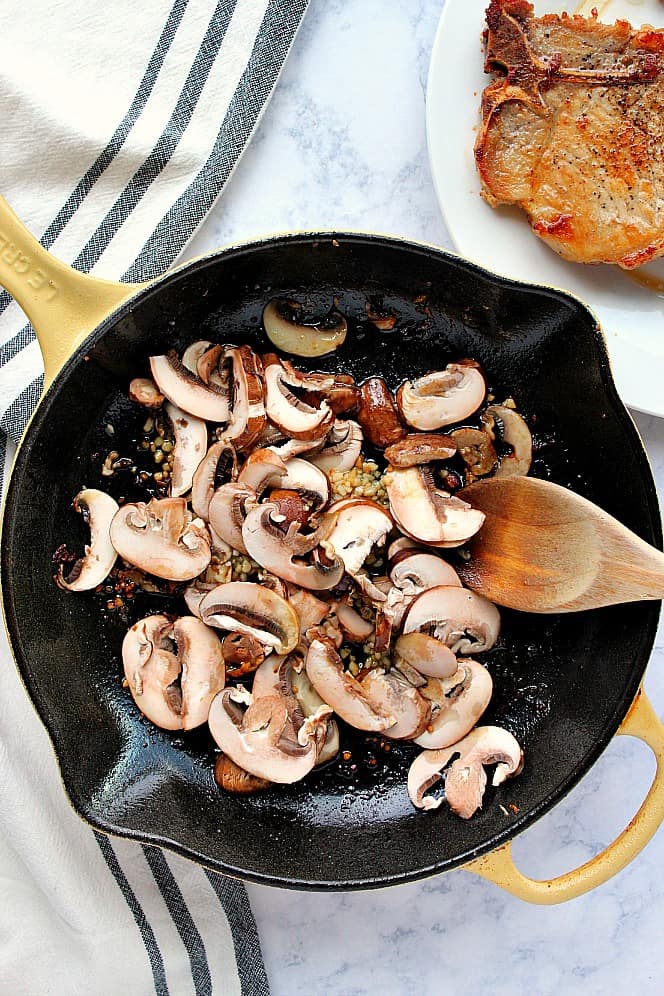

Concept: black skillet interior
[[2, 234, 661, 888]]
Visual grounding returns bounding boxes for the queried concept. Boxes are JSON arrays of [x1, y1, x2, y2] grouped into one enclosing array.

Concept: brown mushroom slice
[[288, 586, 330, 645], [384, 433, 457, 468], [181, 340, 213, 374], [408, 726, 523, 817], [218, 345, 266, 451], [394, 632, 458, 680], [310, 419, 363, 474], [56, 489, 119, 591], [361, 669, 431, 740], [264, 359, 334, 440], [322, 499, 393, 576], [150, 351, 230, 422], [208, 691, 322, 784], [110, 497, 211, 581], [199, 581, 299, 654], [263, 299, 347, 358], [191, 441, 238, 520], [164, 401, 208, 498], [450, 427, 497, 480], [196, 344, 224, 386], [214, 753, 271, 794], [385, 466, 484, 547], [356, 377, 406, 449], [414, 660, 493, 749], [242, 504, 344, 591], [403, 585, 500, 655], [129, 377, 164, 409], [222, 632, 266, 677], [481, 404, 533, 477], [172, 616, 225, 730], [208, 482, 256, 555], [396, 362, 486, 430], [122, 615, 183, 730], [305, 639, 396, 732]]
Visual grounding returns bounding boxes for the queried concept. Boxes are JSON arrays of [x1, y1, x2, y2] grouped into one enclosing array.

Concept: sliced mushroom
[[385, 466, 485, 547], [309, 420, 363, 474], [56, 489, 119, 591], [387, 536, 420, 559], [150, 351, 230, 423], [481, 404, 532, 477], [237, 447, 287, 494], [181, 340, 213, 374], [214, 753, 271, 794], [402, 585, 500, 654], [208, 691, 324, 784], [208, 483, 256, 555], [164, 401, 208, 498], [450, 427, 497, 480], [389, 550, 462, 594], [196, 344, 224, 386], [278, 457, 330, 512], [414, 660, 493, 749], [264, 358, 334, 440], [199, 581, 299, 654], [332, 599, 374, 642], [191, 441, 238, 520], [110, 497, 211, 580], [122, 614, 224, 731], [290, 666, 340, 765], [305, 639, 396, 732], [322, 499, 393, 576], [242, 503, 344, 590], [287, 586, 330, 645], [397, 361, 486, 430], [384, 433, 457, 468], [357, 377, 406, 449], [183, 578, 217, 618], [407, 726, 523, 817], [361, 669, 431, 740], [394, 632, 458, 680], [218, 345, 266, 451], [221, 632, 266, 677], [129, 377, 164, 409], [263, 299, 347, 358]]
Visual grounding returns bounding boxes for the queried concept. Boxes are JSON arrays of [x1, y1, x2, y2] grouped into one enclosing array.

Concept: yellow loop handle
[[0, 196, 145, 388], [465, 689, 664, 904]]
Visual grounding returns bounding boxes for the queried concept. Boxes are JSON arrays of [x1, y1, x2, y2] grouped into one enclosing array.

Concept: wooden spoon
[[456, 477, 664, 613]]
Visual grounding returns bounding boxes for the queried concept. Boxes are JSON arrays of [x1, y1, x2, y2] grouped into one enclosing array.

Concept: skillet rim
[[2, 231, 661, 890]]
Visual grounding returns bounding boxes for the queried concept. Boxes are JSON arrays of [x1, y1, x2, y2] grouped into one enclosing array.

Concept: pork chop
[[474, 0, 664, 268]]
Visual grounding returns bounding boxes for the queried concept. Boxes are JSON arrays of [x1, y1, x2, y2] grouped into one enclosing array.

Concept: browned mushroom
[[357, 377, 406, 449], [129, 378, 165, 409], [481, 404, 532, 477], [450, 427, 497, 480]]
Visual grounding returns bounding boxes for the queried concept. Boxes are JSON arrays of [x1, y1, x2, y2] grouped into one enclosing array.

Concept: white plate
[[426, 0, 664, 417]]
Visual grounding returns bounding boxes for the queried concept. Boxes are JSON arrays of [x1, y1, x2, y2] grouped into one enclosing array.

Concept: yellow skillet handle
[[0, 196, 145, 388], [464, 689, 664, 904]]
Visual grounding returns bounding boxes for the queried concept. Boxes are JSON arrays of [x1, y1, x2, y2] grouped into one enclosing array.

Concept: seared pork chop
[[475, 0, 664, 268]]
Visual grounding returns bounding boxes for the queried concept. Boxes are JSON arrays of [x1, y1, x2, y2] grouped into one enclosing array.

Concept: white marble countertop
[[184, 2, 664, 993]]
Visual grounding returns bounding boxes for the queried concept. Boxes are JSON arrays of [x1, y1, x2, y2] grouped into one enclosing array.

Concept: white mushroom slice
[[208, 483, 256, 555], [199, 581, 299, 654], [264, 359, 334, 440], [361, 669, 431, 740], [332, 600, 374, 642], [279, 458, 330, 512], [208, 692, 322, 784], [237, 447, 287, 494], [191, 441, 237, 520], [396, 361, 486, 430], [289, 666, 339, 763], [218, 345, 266, 451], [387, 536, 420, 559], [389, 551, 462, 594], [385, 466, 484, 547], [122, 615, 182, 730], [164, 401, 208, 498], [414, 660, 493, 749], [263, 299, 348, 358], [403, 585, 500, 655], [242, 504, 344, 590], [407, 726, 523, 817], [309, 420, 363, 474], [150, 352, 230, 423], [305, 640, 396, 732], [172, 616, 225, 730], [110, 497, 211, 581], [183, 578, 217, 618], [268, 435, 326, 461], [129, 377, 164, 409], [322, 499, 393, 576], [287, 586, 330, 645], [181, 340, 213, 374], [394, 632, 458, 679], [56, 489, 119, 591], [481, 404, 533, 477]]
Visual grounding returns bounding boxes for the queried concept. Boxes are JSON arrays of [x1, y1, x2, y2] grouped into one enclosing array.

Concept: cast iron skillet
[[1, 209, 662, 893]]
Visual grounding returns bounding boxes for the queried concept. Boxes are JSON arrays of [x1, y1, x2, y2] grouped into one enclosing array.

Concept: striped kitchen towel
[[0, 1, 309, 992]]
